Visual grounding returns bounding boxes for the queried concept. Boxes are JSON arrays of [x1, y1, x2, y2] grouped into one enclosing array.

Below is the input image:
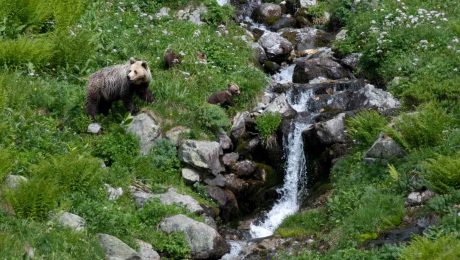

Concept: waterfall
[[250, 89, 314, 238]]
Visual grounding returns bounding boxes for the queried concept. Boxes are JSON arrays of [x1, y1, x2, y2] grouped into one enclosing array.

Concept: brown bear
[[86, 58, 154, 118], [163, 48, 181, 69], [207, 83, 240, 107]]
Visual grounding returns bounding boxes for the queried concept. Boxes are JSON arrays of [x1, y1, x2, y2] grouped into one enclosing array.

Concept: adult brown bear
[[86, 58, 154, 118]]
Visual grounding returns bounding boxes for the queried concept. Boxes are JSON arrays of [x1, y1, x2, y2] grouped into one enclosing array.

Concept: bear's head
[[128, 58, 152, 85], [228, 83, 240, 96]]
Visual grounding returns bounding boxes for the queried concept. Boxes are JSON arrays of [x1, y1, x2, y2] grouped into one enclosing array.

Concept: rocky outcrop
[[126, 112, 161, 155], [178, 140, 224, 175], [159, 214, 229, 259], [98, 233, 140, 260]]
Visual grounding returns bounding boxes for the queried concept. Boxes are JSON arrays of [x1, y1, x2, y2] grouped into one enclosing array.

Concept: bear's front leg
[[137, 87, 154, 103], [122, 96, 138, 114], [86, 96, 99, 119]]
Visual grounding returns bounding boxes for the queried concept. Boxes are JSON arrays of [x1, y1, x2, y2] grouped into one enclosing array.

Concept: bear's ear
[[141, 61, 148, 69], [129, 57, 136, 64]]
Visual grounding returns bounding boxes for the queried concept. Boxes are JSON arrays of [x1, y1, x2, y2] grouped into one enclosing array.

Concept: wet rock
[[4, 175, 28, 189], [406, 190, 436, 206], [159, 214, 229, 259], [271, 15, 297, 31], [315, 113, 346, 144], [341, 53, 362, 70], [293, 58, 350, 83], [165, 126, 190, 146], [231, 112, 250, 140], [104, 184, 123, 201], [126, 112, 161, 156], [87, 123, 102, 134], [206, 186, 239, 221], [252, 3, 282, 25], [264, 61, 281, 74], [357, 84, 400, 112], [136, 240, 160, 260], [251, 42, 267, 65], [55, 212, 85, 231], [222, 152, 239, 167], [264, 93, 295, 117], [131, 187, 204, 214], [224, 174, 248, 194], [179, 140, 224, 175], [364, 133, 406, 161], [232, 160, 257, 177], [98, 233, 140, 260], [258, 32, 293, 61], [182, 168, 201, 185], [280, 27, 332, 51]]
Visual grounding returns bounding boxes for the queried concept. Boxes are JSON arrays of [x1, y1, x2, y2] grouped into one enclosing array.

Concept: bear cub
[[207, 83, 240, 107], [86, 58, 154, 118]]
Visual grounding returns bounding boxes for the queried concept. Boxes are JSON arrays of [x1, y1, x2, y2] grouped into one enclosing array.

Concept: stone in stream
[[159, 214, 229, 259], [293, 57, 351, 83], [315, 113, 347, 145]]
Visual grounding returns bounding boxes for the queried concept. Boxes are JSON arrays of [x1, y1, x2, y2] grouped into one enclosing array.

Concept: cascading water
[[250, 89, 314, 238]]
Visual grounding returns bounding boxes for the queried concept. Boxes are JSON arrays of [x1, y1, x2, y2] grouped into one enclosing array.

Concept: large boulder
[[258, 32, 293, 61], [251, 42, 267, 65], [206, 186, 239, 221], [131, 187, 204, 214], [264, 93, 295, 118], [315, 113, 347, 144], [222, 152, 239, 167], [279, 27, 332, 51], [271, 15, 297, 31], [364, 133, 406, 161], [252, 3, 282, 25], [159, 214, 229, 259], [178, 140, 224, 175], [4, 175, 28, 189], [356, 84, 400, 112], [231, 112, 250, 140], [98, 234, 140, 260], [232, 160, 257, 177], [293, 58, 350, 83], [126, 112, 161, 155]]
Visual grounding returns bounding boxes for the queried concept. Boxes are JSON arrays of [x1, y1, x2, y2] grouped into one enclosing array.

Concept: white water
[[250, 89, 313, 238], [271, 64, 296, 85]]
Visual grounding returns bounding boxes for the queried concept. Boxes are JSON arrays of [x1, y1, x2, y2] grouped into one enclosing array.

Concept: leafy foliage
[[255, 112, 282, 141], [347, 110, 388, 148], [197, 104, 231, 132], [423, 153, 460, 193], [400, 235, 460, 260]]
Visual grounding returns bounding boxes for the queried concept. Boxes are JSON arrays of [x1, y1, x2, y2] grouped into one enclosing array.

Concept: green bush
[[423, 153, 460, 193], [276, 209, 327, 238], [400, 235, 460, 260], [197, 104, 230, 132], [255, 112, 282, 141], [394, 104, 453, 149], [93, 131, 139, 166], [347, 110, 388, 148]]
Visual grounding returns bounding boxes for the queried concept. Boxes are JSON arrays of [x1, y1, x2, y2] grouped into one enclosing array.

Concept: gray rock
[[271, 15, 297, 31], [56, 212, 85, 231], [300, 0, 317, 7], [358, 84, 400, 112], [179, 140, 224, 175], [293, 58, 350, 83], [136, 240, 160, 260], [131, 187, 204, 214], [224, 174, 248, 194], [156, 7, 170, 19], [204, 174, 227, 187], [251, 42, 267, 65], [232, 160, 256, 177], [87, 123, 102, 134], [264, 93, 295, 117], [231, 112, 250, 140], [98, 233, 140, 260], [365, 133, 406, 160], [341, 53, 362, 70], [4, 175, 28, 189], [159, 214, 229, 259], [279, 27, 332, 51], [222, 153, 239, 167], [206, 186, 239, 221], [258, 32, 293, 59], [165, 126, 191, 147], [252, 3, 282, 25], [182, 168, 201, 185], [105, 184, 124, 201], [315, 113, 346, 144], [218, 128, 233, 151], [176, 4, 208, 25], [126, 112, 161, 156], [406, 190, 436, 206], [335, 29, 348, 41]]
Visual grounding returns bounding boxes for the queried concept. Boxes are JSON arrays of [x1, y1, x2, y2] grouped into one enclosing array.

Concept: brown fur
[[86, 58, 154, 118], [207, 83, 241, 107], [163, 49, 181, 69]]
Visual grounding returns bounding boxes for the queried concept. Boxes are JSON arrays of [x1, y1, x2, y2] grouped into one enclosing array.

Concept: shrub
[[92, 131, 139, 166], [255, 112, 282, 141], [423, 153, 460, 193], [347, 110, 388, 148], [394, 104, 453, 149], [276, 209, 327, 238], [400, 235, 460, 260], [197, 104, 230, 132]]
